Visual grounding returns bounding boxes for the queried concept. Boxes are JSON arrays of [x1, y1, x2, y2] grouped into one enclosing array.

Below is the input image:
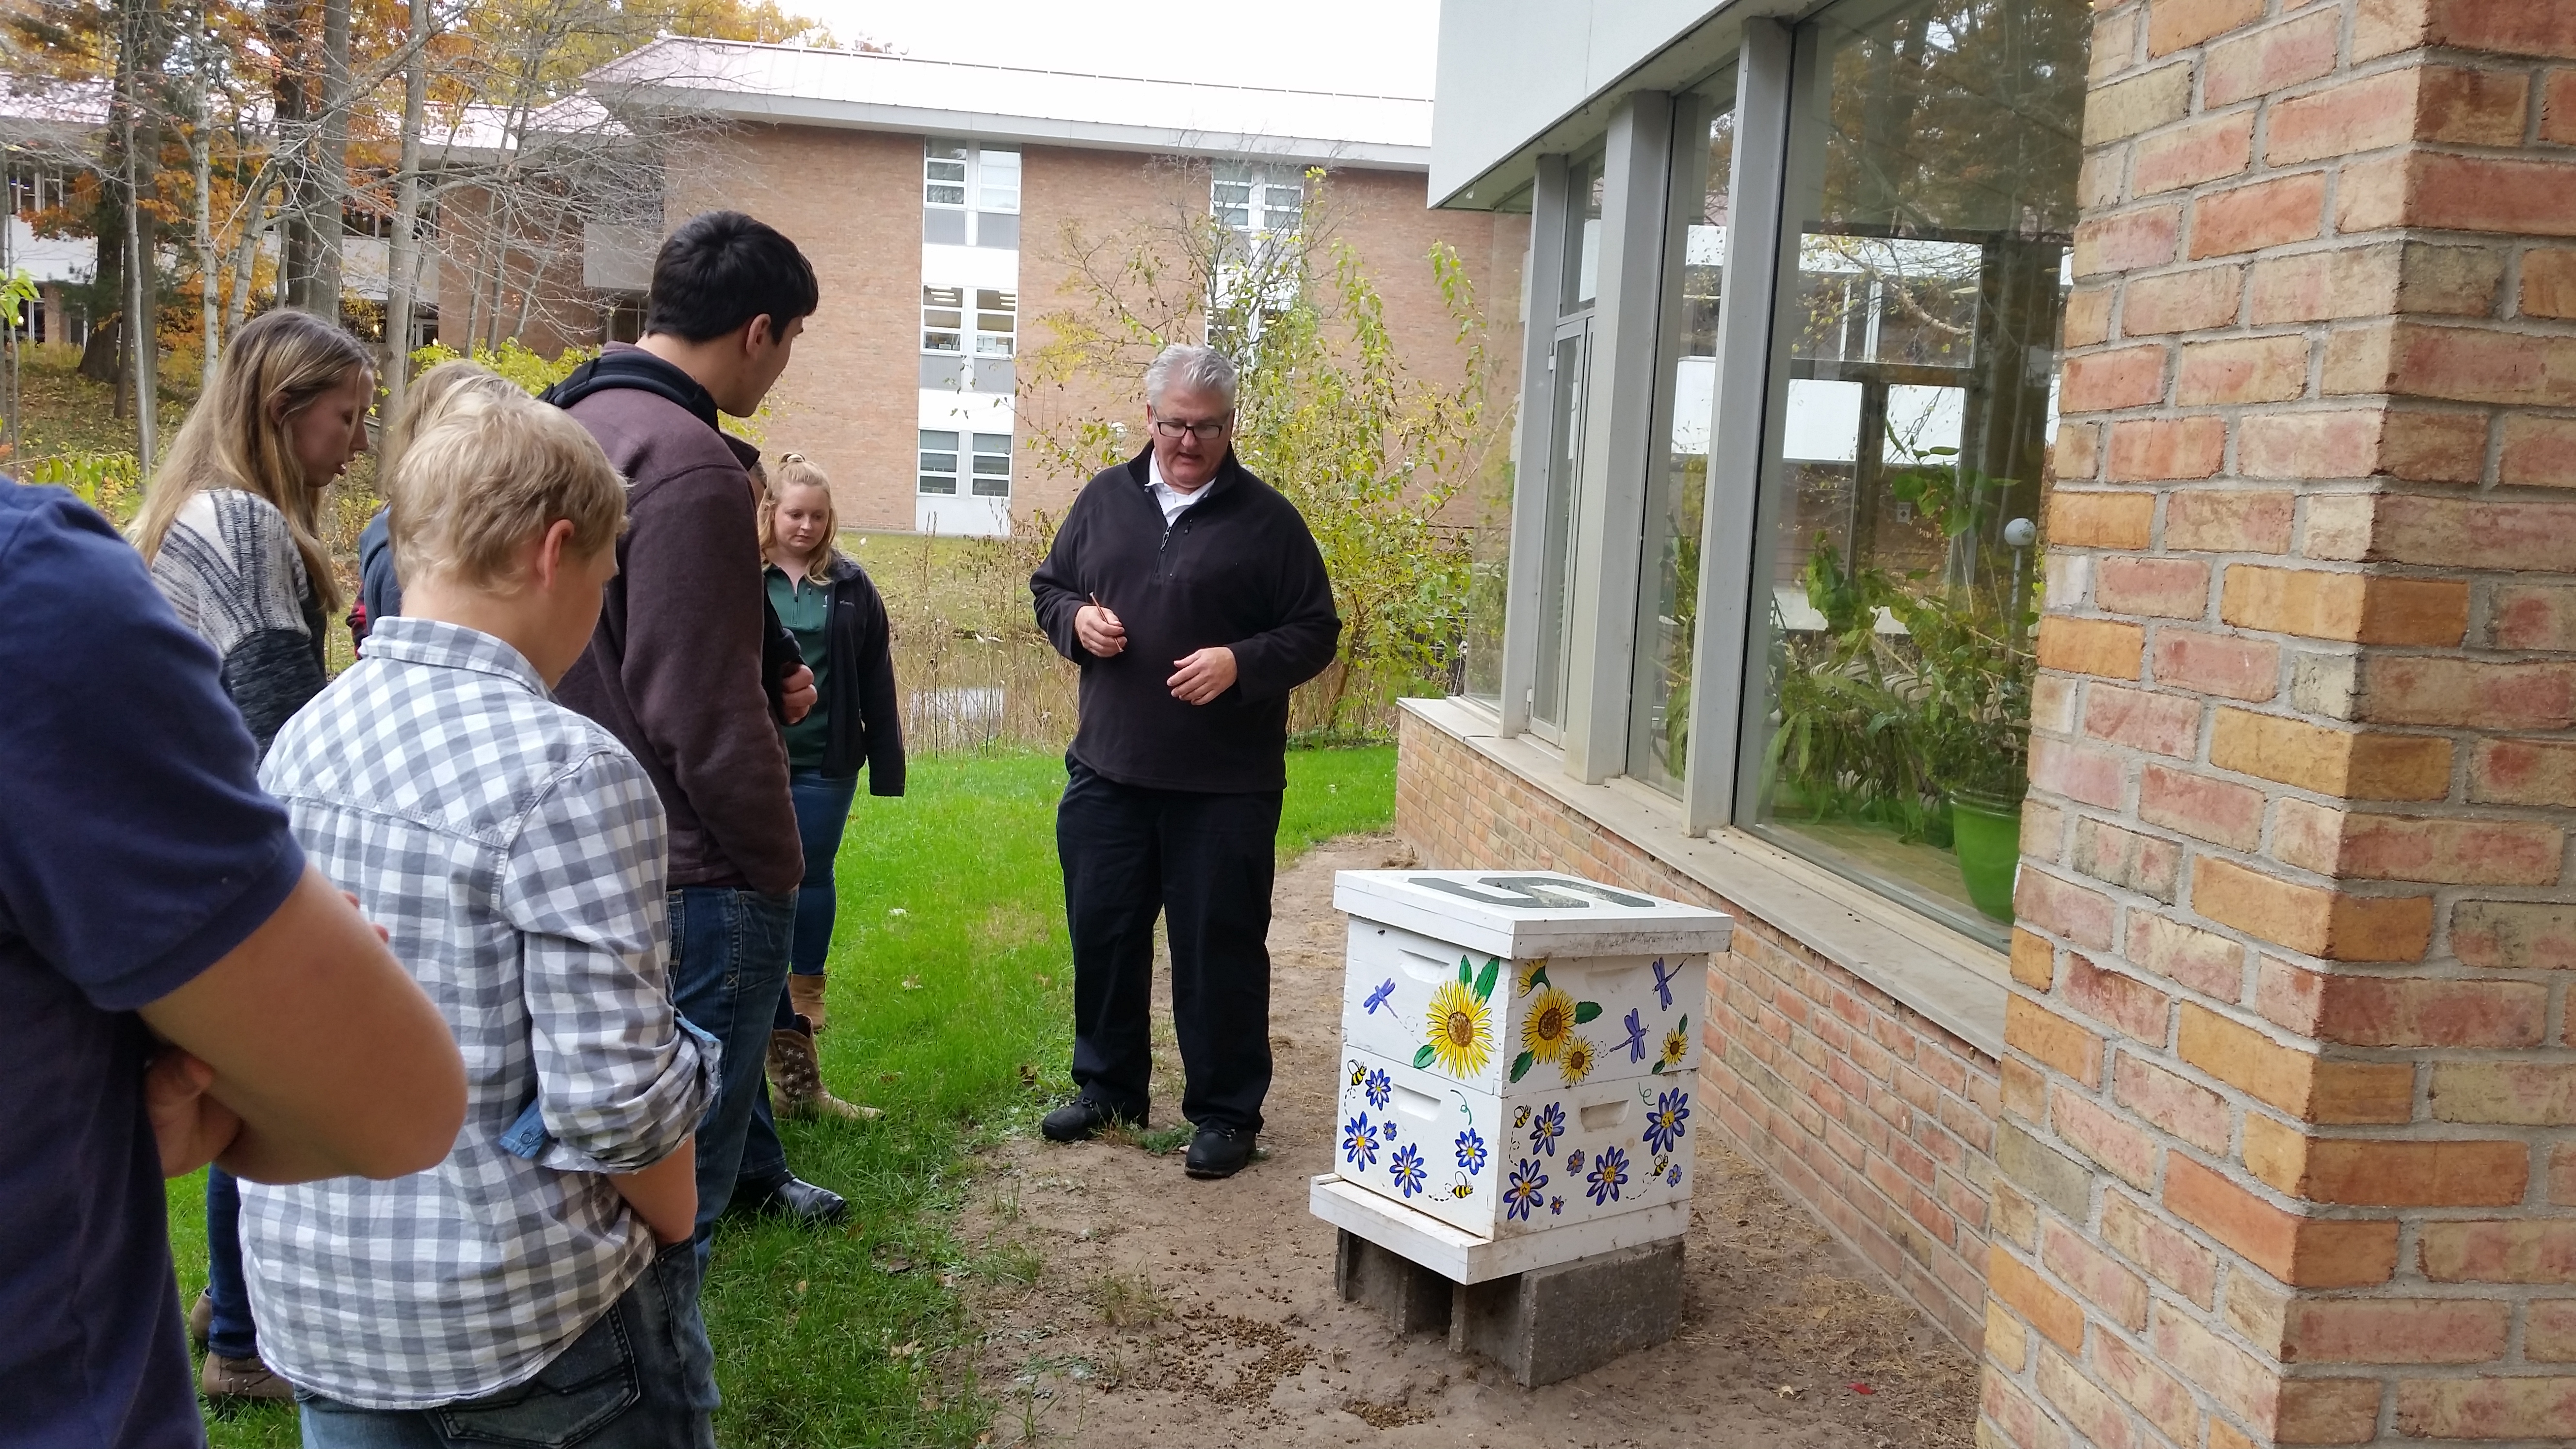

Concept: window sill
[[1400, 696, 2008, 1060]]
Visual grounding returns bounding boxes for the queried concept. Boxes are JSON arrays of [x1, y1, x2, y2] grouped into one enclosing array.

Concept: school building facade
[[579, 39, 1528, 536], [1418, 0, 2576, 1445]]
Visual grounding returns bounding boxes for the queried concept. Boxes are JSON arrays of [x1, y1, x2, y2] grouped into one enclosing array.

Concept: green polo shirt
[[766, 564, 831, 772]]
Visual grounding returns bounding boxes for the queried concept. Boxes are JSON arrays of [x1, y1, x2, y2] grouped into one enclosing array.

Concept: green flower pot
[[1949, 791, 2023, 924]]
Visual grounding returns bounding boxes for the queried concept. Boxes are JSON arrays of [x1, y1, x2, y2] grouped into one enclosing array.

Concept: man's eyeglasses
[[1150, 415, 1233, 441]]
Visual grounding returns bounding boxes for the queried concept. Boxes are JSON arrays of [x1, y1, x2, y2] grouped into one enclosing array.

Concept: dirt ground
[[959, 835, 1980, 1449]]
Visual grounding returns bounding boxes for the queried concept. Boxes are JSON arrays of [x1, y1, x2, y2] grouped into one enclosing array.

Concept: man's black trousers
[[1057, 757, 1283, 1137]]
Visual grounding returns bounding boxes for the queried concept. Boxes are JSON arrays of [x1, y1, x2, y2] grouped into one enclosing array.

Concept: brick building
[[580, 39, 1526, 535], [1423, 0, 2576, 1444]]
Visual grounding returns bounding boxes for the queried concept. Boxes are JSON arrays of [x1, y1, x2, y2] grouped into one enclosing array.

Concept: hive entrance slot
[[1579, 1100, 1629, 1132]]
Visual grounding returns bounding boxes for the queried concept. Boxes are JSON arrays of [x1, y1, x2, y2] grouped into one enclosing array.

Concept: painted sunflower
[[1424, 979, 1494, 1078], [1516, 959, 1550, 996], [1560, 1033, 1597, 1085], [1520, 985, 1579, 1064], [1660, 1025, 1690, 1067]]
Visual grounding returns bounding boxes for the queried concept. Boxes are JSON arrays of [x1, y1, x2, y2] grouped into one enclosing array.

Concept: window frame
[[924, 139, 1022, 248], [1480, 2, 2062, 948]]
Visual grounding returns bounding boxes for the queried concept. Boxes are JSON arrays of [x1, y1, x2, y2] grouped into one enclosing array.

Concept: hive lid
[[1332, 870, 1732, 960]]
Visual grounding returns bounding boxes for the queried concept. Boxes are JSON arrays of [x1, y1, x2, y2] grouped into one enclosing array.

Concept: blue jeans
[[668, 886, 795, 1260], [786, 770, 859, 983], [204, 1166, 258, 1361], [296, 1243, 716, 1448]]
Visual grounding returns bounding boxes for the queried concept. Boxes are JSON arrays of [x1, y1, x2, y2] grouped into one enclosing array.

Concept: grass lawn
[[174, 744, 1394, 1447]]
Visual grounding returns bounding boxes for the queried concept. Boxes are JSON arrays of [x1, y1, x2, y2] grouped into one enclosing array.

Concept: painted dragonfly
[[1362, 978, 1397, 1015]]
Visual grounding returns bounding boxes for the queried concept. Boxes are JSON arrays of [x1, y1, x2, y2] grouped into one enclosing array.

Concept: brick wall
[[666, 124, 924, 533], [1397, 711, 2004, 1350], [430, 182, 600, 358], [1992, 3, 2576, 1447]]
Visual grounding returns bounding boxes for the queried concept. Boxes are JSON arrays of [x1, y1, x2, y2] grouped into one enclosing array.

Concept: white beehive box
[[1317, 871, 1731, 1262]]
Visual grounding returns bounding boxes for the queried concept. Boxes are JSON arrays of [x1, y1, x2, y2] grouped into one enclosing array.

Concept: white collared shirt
[[1147, 452, 1212, 526]]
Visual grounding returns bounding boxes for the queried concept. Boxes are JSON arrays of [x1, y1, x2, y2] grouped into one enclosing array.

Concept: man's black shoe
[[1041, 1095, 1134, 1143], [736, 1175, 848, 1226], [1184, 1126, 1255, 1179]]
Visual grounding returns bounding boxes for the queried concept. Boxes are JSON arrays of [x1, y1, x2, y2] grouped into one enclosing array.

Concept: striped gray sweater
[[149, 489, 329, 758]]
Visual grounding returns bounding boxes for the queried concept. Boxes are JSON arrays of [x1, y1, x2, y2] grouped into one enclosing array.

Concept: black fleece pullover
[[1030, 449, 1340, 794]]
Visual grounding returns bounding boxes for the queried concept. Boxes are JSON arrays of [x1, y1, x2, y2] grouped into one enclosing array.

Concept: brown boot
[[788, 973, 829, 1033], [187, 1289, 212, 1351], [767, 1018, 877, 1122], [201, 1352, 294, 1402]]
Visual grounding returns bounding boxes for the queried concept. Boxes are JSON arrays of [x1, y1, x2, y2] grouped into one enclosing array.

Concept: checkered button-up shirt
[[242, 617, 716, 1408]]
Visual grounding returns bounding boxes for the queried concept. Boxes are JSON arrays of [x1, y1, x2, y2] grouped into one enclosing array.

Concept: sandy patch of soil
[[960, 835, 1979, 1449]]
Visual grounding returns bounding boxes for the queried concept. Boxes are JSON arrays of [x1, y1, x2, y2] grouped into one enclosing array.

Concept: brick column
[[1988, 4, 2576, 1448]]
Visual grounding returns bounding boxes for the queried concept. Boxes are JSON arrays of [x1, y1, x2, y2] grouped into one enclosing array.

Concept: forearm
[[141, 865, 466, 1184], [610, 1139, 697, 1244]]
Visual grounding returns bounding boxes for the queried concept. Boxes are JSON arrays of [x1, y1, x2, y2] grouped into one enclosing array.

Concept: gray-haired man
[[1028, 344, 1342, 1178]]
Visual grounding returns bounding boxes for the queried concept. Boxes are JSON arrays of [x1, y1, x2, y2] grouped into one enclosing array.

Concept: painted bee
[[1513, 1105, 1531, 1129], [1443, 1174, 1476, 1200], [1348, 1060, 1366, 1087]]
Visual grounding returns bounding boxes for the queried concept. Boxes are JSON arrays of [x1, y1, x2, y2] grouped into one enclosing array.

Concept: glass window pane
[[923, 309, 964, 328], [1627, 86, 1735, 797], [926, 184, 966, 206], [918, 452, 958, 472], [919, 430, 958, 449], [923, 331, 963, 352], [974, 335, 1012, 355], [1213, 182, 1252, 205], [975, 311, 1014, 331], [918, 474, 957, 495], [972, 433, 1011, 452], [1530, 329, 1587, 731], [976, 288, 1014, 312], [1740, 0, 2085, 944], [1461, 189, 1534, 705], [926, 160, 966, 182], [1559, 152, 1604, 313]]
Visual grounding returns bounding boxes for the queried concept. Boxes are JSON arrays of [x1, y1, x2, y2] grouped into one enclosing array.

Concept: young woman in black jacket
[[757, 453, 905, 1119]]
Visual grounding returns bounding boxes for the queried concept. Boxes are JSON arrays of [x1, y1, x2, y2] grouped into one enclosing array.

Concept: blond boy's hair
[[390, 391, 628, 588], [757, 451, 842, 585], [381, 360, 525, 482]]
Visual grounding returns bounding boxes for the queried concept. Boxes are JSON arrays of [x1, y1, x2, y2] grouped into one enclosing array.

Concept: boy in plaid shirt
[[244, 380, 720, 1448]]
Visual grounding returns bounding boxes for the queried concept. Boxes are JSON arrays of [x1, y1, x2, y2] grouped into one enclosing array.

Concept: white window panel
[[918, 429, 961, 495], [1781, 378, 1863, 465], [922, 285, 966, 354], [970, 431, 1013, 497]]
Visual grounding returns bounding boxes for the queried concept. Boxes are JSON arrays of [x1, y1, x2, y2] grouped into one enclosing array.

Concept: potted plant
[[1884, 461, 2038, 923]]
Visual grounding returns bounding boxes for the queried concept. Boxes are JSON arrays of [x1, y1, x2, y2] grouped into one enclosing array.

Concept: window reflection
[[1628, 89, 1734, 796], [1745, 0, 2086, 942]]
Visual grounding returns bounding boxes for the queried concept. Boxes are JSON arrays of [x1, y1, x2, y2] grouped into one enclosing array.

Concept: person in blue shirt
[[0, 478, 466, 1448]]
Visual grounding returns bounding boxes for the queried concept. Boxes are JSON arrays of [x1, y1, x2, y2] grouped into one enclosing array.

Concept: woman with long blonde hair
[[138, 307, 373, 757], [746, 452, 904, 1131], [135, 306, 371, 1406]]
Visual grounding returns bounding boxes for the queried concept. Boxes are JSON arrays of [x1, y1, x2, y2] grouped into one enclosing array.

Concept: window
[[1627, 93, 1735, 796], [921, 286, 964, 353], [1527, 150, 1605, 739], [1738, 0, 2083, 941], [969, 432, 1012, 497], [7, 163, 66, 216], [1460, 187, 1535, 705], [920, 429, 1014, 498], [923, 288, 1014, 355], [925, 140, 1022, 248], [918, 429, 961, 495], [1212, 164, 1304, 235]]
